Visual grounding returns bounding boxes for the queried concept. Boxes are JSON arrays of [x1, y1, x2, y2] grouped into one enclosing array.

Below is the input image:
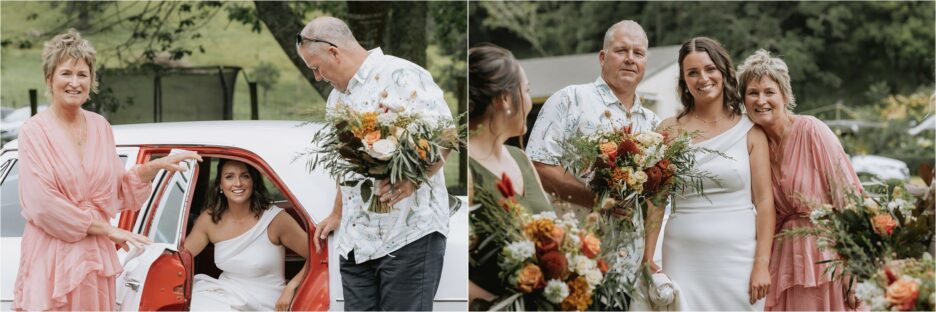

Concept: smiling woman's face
[[220, 161, 254, 205], [681, 51, 724, 106], [47, 58, 92, 109], [743, 75, 788, 127]]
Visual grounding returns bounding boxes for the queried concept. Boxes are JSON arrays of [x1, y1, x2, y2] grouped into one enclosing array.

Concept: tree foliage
[[3, 1, 463, 100], [470, 1, 935, 111]]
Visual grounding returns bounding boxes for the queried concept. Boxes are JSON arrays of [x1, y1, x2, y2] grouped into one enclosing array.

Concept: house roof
[[518, 45, 681, 100]]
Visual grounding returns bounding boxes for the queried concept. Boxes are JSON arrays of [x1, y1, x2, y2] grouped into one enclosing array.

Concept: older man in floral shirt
[[297, 16, 453, 311], [526, 20, 662, 309]]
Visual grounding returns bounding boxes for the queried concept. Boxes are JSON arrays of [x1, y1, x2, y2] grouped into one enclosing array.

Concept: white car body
[[851, 154, 911, 181], [0, 120, 467, 311]]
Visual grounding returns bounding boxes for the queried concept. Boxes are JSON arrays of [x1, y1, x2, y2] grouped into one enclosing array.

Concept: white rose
[[572, 255, 595, 274], [636, 132, 663, 146], [584, 269, 603, 288], [634, 170, 648, 184], [367, 139, 397, 160], [544, 279, 570, 304]]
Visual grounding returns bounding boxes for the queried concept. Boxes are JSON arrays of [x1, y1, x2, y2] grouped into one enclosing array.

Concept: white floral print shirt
[[326, 48, 452, 263]]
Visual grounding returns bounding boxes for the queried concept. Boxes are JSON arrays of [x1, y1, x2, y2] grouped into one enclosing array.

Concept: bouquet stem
[[369, 194, 392, 213]]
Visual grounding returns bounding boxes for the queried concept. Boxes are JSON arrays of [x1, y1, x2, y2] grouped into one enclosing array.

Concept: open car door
[[116, 153, 198, 311]]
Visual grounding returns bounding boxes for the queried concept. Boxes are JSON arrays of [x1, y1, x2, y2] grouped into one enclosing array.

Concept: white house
[[519, 45, 682, 120]]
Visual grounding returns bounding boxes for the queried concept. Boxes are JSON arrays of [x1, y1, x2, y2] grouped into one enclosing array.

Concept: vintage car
[[0, 120, 468, 311]]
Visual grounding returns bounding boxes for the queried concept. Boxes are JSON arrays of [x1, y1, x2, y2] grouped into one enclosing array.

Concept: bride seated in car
[[183, 159, 309, 311]]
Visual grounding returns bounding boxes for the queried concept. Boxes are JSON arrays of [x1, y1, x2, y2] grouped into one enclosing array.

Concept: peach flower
[[517, 263, 546, 293], [872, 214, 898, 236], [886, 278, 920, 311], [580, 233, 602, 258]]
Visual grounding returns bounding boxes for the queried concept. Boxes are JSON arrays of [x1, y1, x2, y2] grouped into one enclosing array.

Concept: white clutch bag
[[648, 272, 680, 310]]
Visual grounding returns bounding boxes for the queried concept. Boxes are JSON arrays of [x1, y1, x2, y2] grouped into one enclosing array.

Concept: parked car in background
[[851, 154, 911, 181], [0, 108, 12, 120], [0, 105, 48, 147], [0, 120, 468, 311]]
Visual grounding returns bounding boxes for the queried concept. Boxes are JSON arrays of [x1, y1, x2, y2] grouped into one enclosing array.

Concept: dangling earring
[[506, 109, 512, 115], [219, 189, 223, 194]]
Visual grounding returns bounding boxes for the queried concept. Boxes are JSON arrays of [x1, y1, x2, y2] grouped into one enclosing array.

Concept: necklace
[[693, 113, 726, 125], [51, 108, 87, 153]]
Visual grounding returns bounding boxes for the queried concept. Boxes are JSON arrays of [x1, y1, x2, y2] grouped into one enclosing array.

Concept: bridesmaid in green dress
[[467, 44, 553, 309]]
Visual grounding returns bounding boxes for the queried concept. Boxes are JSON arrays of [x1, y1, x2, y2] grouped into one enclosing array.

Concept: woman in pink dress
[[738, 49, 864, 311], [14, 29, 201, 311]]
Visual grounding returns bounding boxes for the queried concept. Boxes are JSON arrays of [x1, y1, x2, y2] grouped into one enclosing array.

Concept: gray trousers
[[340, 232, 446, 311]]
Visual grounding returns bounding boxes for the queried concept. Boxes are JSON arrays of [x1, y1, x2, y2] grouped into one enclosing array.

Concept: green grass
[[1, 1, 467, 190]]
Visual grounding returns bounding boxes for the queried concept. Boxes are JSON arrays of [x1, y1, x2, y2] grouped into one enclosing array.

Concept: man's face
[[599, 29, 647, 90], [297, 45, 345, 91]]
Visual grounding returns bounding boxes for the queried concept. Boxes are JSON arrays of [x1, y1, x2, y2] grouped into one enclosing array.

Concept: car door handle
[[125, 278, 141, 291]]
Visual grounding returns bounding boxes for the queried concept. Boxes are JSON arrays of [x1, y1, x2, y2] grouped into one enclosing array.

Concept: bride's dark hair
[[205, 159, 272, 223], [468, 43, 524, 128]]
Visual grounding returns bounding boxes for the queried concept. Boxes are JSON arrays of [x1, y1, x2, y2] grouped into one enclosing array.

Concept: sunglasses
[[296, 33, 338, 48]]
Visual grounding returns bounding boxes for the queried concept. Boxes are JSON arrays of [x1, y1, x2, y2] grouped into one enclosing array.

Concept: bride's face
[[220, 161, 254, 206]]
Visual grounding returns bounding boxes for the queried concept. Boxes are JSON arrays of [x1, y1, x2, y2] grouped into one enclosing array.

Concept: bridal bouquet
[[470, 175, 610, 311], [554, 125, 721, 309], [782, 176, 935, 309], [307, 100, 463, 213], [556, 125, 719, 213], [784, 182, 934, 281], [853, 254, 934, 311]]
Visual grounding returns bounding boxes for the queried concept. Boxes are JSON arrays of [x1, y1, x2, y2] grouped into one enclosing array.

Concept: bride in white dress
[[183, 159, 310, 311], [643, 37, 774, 310]]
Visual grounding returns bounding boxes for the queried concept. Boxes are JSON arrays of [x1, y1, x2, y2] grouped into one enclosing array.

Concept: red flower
[[539, 251, 570, 280], [643, 166, 663, 194], [884, 266, 898, 285], [597, 258, 609, 273], [496, 172, 516, 199], [616, 139, 640, 157], [622, 124, 633, 135]]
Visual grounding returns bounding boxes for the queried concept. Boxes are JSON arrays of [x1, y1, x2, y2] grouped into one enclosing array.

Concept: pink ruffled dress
[[14, 110, 152, 311], [766, 115, 867, 311]]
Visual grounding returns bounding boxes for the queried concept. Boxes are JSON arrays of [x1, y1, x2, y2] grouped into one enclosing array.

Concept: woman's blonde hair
[[41, 28, 98, 96], [737, 49, 796, 111]]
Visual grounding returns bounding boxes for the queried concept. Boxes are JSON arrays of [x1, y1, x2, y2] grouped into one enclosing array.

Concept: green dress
[[469, 145, 552, 296]]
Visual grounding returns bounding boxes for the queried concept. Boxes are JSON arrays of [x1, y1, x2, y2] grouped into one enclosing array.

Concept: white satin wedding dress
[[662, 117, 764, 310], [189, 207, 286, 311]]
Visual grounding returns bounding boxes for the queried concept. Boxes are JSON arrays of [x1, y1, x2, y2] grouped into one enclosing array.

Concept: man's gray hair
[[602, 20, 648, 49], [300, 16, 358, 51]]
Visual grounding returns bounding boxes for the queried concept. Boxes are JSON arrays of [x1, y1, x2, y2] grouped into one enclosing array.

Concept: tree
[[473, 1, 934, 111], [252, 61, 280, 106], [2, 1, 449, 100]]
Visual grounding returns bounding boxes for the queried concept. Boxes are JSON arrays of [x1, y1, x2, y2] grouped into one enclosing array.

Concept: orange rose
[[872, 214, 898, 236], [580, 233, 602, 258], [597, 258, 609, 273], [363, 131, 381, 147], [517, 263, 546, 293], [599, 141, 618, 157], [540, 251, 569, 280], [560, 276, 593, 311], [886, 278, 920, 311]]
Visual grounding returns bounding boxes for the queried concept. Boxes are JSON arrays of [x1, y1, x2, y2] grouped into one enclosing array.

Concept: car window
[[1, 159, 23, 237], [1, 156, 128, 238], [149, 160, 194, 245]]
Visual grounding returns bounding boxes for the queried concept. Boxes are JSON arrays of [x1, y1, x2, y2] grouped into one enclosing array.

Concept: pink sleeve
[[105, 123, 152, 212], [808, 118, 863, 208], [17, 123, 94, 243], [117, 164, 151, 212]]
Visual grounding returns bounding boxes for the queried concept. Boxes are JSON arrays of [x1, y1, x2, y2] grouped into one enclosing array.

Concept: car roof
[[3, 120, 337, 223]]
